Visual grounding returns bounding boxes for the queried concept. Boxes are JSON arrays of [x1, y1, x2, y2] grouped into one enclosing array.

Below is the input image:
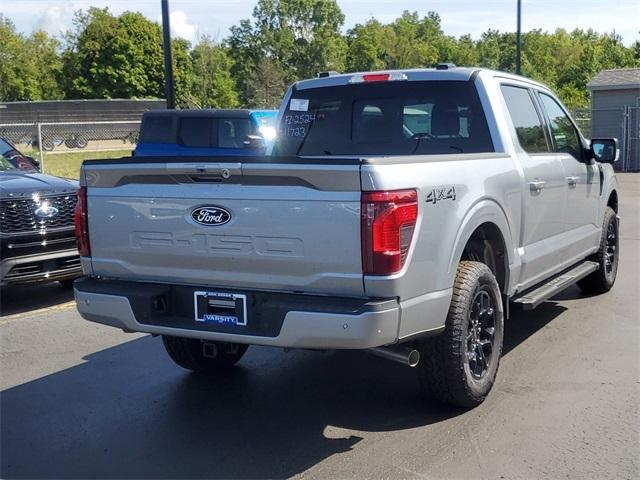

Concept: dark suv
[[0, 155, 81, 287]]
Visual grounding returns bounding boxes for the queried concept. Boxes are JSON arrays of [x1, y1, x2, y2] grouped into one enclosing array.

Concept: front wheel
[[417, 261, 504, 408], [162, 336, 248, 374], [577, 206, 619, 295]]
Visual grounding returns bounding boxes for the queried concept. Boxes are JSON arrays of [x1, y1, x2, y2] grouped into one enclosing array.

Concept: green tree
[[172, 37, 194, 107], [346, 19, 388, 72], [245, 57, 286, 108], [0, 15, 62, 101], [228, 0, 346, 102], [61, 8, 167, 99], [187, 36, 239, 108]]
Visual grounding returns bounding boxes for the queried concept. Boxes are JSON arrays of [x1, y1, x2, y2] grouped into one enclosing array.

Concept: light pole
[[516, 0, 522, 75], [161, 0, 175, 109]]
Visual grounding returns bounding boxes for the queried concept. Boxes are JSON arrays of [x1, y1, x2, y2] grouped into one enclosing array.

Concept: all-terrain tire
[[577, 206, 619, 295], [417, 261, 504, 408], [162, 336, 248, 373]]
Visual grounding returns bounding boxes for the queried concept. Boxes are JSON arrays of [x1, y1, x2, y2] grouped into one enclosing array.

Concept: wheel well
[[461, 223, 508, 293], [607, 190, 618, 213]]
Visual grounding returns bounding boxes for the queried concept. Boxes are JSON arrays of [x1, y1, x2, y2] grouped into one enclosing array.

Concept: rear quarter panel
[[361, 153, 523, 303]]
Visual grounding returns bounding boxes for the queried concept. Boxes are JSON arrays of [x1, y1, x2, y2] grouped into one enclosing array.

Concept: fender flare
[[446, 199, 517, 292]]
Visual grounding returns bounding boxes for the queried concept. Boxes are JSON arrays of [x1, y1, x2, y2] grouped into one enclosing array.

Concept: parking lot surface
[[1, 174, 638, 479]]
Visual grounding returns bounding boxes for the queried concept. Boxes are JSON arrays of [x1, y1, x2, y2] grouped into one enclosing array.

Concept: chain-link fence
[[571, 108, 591, 136], [586, 106, 640, 172], [0, 120, 140, 177]]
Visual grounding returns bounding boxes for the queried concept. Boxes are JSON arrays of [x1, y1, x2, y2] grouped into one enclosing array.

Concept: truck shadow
[[0, 283, 75, 317], [1, 299, 568, 479]]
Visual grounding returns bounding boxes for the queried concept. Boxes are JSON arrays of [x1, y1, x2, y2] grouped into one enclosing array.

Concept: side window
[[538, 93, 582, 160], [500, 85, 549, 153], [178, 118, 216, 147], [218, 118, 252, 149]]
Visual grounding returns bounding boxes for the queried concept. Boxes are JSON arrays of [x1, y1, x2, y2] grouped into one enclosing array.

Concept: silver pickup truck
[[74, 66, 620, 407]]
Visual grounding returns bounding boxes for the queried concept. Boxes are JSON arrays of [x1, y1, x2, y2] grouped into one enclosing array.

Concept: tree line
[[1, 0, 639, 110]]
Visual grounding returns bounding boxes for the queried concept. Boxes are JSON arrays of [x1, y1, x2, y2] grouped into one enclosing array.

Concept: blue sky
[[2, 0, 639, 46]]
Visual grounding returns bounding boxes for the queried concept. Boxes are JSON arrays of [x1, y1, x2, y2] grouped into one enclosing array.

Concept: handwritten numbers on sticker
[[283, 112, 316, 137], [284, 113, 316, 125], [284, 126, 306, 137]]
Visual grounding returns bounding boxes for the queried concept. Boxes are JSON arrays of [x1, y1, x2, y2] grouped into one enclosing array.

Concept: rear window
[[140, 115, 255, 148], [273, 80, 494, 156], [139, 115, 174, 144], [178, 117, 253, 148]]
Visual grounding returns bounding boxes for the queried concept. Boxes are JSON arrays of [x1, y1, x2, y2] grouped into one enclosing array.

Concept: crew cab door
[[500, 84, 566, 290], [536, 92, 600, 265]]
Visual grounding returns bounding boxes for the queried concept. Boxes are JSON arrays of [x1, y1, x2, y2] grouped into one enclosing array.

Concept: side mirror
[[243, 134, 265, 150], [590, 138, 619, 163]]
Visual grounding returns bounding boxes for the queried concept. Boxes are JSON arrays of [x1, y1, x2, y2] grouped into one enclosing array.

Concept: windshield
[[0, 138, 16, 157], [273, 80, 494, 156]]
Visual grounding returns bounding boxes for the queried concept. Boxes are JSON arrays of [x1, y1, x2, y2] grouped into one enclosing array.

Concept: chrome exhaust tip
[[367, 345, 420, 367]]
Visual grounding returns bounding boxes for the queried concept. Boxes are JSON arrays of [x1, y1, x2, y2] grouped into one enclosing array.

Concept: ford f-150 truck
[[73, 66, 620, 407]]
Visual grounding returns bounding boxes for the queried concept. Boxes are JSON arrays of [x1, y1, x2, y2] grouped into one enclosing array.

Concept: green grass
[[26, 149, 132, 179]]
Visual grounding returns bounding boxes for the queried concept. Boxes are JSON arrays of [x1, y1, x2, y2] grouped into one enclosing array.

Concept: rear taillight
[[361, 189, 418, 275], [74, 186, 90, 257]]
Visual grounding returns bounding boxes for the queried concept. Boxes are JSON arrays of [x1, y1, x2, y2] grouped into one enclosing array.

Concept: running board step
[[512, 261, 598, 310]]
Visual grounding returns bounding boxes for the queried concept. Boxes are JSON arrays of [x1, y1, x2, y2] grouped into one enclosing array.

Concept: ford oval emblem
[[191, 206, 231, 226], [34, 204, 59, 219]]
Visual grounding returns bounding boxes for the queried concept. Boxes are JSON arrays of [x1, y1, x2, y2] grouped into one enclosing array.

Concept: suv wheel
[[162, 336, 248, 373], [417, 261, 504, 408], [577, 206, 619, 295]]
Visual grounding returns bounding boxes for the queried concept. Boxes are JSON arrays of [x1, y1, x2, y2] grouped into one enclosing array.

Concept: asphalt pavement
[[1, 173, 638, 479]]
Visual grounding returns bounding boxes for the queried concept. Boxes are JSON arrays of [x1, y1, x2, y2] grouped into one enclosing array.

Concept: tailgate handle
[[189, 175, 224, 183]]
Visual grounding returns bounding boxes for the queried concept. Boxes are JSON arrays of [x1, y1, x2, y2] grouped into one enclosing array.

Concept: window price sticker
[[289, 98, 309, 111]]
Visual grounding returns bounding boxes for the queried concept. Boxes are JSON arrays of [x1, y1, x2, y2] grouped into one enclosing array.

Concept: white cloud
[[34, 4, 74, 37], [170, 10, 197, 43]]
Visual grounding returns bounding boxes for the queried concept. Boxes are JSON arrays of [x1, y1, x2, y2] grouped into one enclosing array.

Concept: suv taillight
[[361, 189, 418, 275], [74, 186, 90, 257]]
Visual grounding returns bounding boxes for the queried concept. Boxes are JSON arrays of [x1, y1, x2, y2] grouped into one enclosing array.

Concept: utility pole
[[161, 0, 175, 109], [515, 0, 522, 75]]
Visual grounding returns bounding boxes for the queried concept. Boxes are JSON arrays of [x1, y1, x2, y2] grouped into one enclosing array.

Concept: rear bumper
[[74, 278, 402, 349]]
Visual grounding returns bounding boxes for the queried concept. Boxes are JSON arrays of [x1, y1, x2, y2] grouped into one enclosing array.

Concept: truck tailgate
[[82, 157, 364, 296]]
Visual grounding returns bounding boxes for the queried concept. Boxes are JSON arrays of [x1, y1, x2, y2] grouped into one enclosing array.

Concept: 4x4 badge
[[426, 186, 456, 204]]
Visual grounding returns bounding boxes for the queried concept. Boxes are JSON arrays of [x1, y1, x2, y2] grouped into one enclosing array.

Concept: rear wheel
[[577, 206, 619, 295], [162, 336, 248, 373], [417, 261, 504, 408]]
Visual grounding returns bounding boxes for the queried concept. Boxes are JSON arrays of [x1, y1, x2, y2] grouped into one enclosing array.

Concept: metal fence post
[[624, 105, 631, 171], [36, 122, 44, 173]]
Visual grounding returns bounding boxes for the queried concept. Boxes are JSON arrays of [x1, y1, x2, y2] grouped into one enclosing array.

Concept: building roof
[[587, 68, 640, 91]]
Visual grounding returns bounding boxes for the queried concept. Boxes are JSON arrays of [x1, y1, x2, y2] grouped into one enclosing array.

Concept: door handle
[[529, 180, 546, 193], [566, 176, 579, 188]]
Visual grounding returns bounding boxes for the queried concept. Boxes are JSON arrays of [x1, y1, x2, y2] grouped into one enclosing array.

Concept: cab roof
[[294, 67, 548, 91], [142, 109, 276, 119]]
